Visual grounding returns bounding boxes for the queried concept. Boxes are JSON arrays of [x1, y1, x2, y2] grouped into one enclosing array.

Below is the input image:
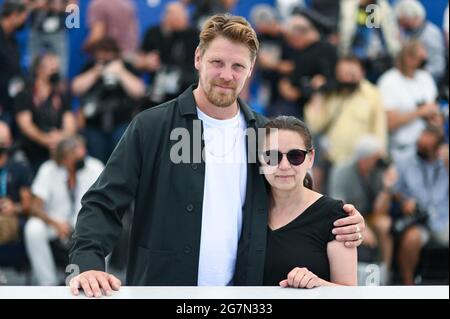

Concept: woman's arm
[[323, 240, 357, 286], [280, 240, 357, 288]]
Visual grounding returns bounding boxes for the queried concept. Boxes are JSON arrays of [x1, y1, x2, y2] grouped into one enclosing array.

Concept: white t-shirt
[[196, 107, 247, 286], [31, 157, 104, 227], [377, 68, 437, 160]]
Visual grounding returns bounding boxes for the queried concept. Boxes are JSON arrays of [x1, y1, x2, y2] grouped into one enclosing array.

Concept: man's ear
[[194, 47, 201, 71]]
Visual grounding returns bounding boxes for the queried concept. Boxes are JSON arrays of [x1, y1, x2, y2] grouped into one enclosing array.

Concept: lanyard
[[0, 168, 8, 198]]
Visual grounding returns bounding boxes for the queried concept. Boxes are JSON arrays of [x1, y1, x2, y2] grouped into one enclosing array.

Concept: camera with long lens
[[99, 59, 120, 89], [391, 204, 429, 236], [102, 72, 119, 89]]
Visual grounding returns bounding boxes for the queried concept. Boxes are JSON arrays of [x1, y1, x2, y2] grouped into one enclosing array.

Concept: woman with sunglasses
[[260, 116, 357, 288]]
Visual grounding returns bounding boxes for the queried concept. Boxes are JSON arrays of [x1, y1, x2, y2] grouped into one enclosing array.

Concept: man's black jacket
[[69, 85, 270, 286]]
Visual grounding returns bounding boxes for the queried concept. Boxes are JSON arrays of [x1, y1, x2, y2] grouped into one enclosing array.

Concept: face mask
[[75, 158, 85, 171], [375, 158, 390, 169], [418, 59, 428, 69], [49, 72, 61, 86], [403, 26, 416, 33], [337, 81, 360, 93], [416, 148, 430, 161]]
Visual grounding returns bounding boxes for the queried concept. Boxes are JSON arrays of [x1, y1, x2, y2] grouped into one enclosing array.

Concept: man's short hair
[[1, 0, 26, 18], [54, 135, 86, 165], [198, 14, 259, 61], [91, 37, 120, 55], [337, 55, 364, 69], [353, 135, 383, 161], [396, 40, 425, 73], [250, 4, 278, 27], [423, 124, 445, 148]]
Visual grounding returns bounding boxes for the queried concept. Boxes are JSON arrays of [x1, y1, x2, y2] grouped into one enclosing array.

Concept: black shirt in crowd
[[141, 26, 198, 104], [30, 6, 67, 34], [79, 60, 140, 131], [257, 33, 284, 105], [263, 196, 346, 286], [310, 0, 341, 33], [14, 82, 71, 169], [0, 25, 22, 119], [2, 158, 33, 203], [288, 40, 337, 115]]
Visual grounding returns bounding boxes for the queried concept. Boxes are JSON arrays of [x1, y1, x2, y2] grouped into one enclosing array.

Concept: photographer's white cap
[[353, 135, 384, 161]]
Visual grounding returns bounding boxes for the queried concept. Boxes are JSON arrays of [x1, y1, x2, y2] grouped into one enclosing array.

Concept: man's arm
[[69, 117, 143, 297], [69, 117, 142, 272], [332, 204, 365, 248]]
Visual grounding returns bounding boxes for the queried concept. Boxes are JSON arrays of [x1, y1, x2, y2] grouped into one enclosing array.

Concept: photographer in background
[[24, 136, 104, 285], [304, 56, 387, 191], [328, 136, 393, 273], [135, 1, 198, 107], [394, 124, 448, 285], [0, 121, 33, 269], [339, 0, 400, 82], [378, 40, 441, 163], [72, 37, 145, 164], [27, 0, 77, 77], [14, 52, 76, 174], [395, 0, 446, 82], [0, 0, 28, 126], [275, 10, 337, 118], [250, 4, 284, 109]]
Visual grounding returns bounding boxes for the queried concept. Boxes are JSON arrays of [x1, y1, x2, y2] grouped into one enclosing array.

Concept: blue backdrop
[[1, 0, 448, 79]]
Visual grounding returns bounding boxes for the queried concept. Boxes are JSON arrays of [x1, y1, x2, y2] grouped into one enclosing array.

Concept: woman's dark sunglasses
[[261, 149, 310, 166]]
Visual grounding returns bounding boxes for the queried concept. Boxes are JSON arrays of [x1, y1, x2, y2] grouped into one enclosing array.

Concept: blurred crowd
[[0, 0, 448, 286]]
